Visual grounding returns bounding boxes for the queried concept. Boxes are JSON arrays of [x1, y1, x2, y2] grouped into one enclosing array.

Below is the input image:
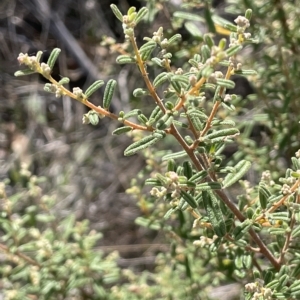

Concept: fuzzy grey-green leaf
[[85, 80, 105, 98], [47, 48, 61, 69], [124, 135, 161, 156], [180, 190, 197, 209], [135, 7, 148, 24], [103, 79, 117, 110], [225, 45, 243, 56], [216, 78, 235, 89], [204, 128, 239, 141], [153, 72, 169, 88], [223, 160, 251, 188], [110, 4, 123, 22], [14, 69, 36, 76], [116, 55, 136, 64], [112, 126, 132, 135]]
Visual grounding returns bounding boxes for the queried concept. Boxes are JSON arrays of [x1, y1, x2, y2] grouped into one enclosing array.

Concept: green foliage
[[6, 0, 300, 299]]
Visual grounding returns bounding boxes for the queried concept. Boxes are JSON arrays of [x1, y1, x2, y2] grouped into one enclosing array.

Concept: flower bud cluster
[[229, 15, 252, 48], [281, 183, 292, 195], [44, 83, 64, 98], [229, 56, 242, 70], [150, 171, 187, 200], [207, 71, 224, 84], [152, 27, 164, 44], [193, 234, 217, 248], [17, 53, 39, 72], [73, 87, 84, 99], [245, 282, 272, 300]]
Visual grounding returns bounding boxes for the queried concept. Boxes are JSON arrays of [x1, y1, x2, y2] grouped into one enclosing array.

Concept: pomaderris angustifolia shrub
[[2, 2, 299, 299]]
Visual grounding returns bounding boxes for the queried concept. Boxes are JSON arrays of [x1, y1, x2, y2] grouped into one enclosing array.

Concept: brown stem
[[129, 35, 166, 113], [215, 189, 280, 270], [0, 243, 40, 267]]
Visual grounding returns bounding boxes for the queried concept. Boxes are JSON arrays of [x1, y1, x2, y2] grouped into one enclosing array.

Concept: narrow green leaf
[[291, 157, 300, 170], [162, 151, 188, 161], [234, 69, 257, 76], [151, 57, 163, 67], [164, 208, 176, 219], [180, 190, 198, 208], [290, 280, 300, 293], [124, 134, 162, 156], [167, 159, 177, 172], [242, 254, 252, 269], [153, 72, 169, 88], [168, 34, 182, 45], [112, 126, 132, 135], [201, 45, 211, 62], [171, 75, 189, 86], [276, 274, 289, 292], [258, 182, 271, 209], [47, 48, 61, 69], [145, 178, 162, 186], [205, 128, 239, 141], [223, 160, 251, 188], [204, 4, 216, 33], [133, 88, 149, 97], [204, 34, 215, 49], [156, 114, 173, 130], [216, 78, 235, 89], [232, 219, 252, 240], [139, 40, 156, 61], [85, 80, 105, 98], [116, 55, 136, 64], [202, 191, 226, 237], [184, 22, 203, 41], [137, 113, 148, 125], [211, 119, 236, 126], [271, 212, 290, 222], [123, 109, 141, 119], [189, 170, 208, 182], [183, 161, 193, 179], [173, 11, 205, 22], [188, 112, 204, 131], [196, 182, 222, 190], [103, 79, 117, 110], [135, 7, 148, 24], [225, 45, 243, 56], [14, 69, 36, 76], [58, 77, 70, 85], [245, 9, 252, 21], [110, 4, 123, 22], [36, 50, 43, 63], [223, 23, 238, 32]]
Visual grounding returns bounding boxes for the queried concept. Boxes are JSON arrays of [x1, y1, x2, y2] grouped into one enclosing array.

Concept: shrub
[[1, 1, 300, 299]]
